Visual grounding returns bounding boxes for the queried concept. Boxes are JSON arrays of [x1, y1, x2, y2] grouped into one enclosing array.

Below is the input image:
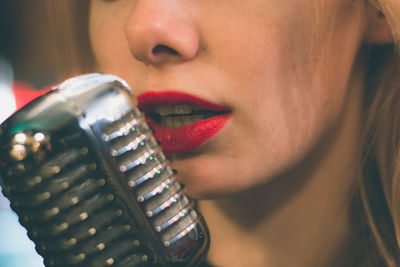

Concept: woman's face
[[89, 0, 366, 198]]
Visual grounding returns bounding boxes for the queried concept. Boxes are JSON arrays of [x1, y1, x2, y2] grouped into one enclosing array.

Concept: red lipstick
[[138, 91, 231, 153]]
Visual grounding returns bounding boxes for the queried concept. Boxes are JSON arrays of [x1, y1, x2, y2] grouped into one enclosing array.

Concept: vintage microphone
[[0, 73, 209, 266]]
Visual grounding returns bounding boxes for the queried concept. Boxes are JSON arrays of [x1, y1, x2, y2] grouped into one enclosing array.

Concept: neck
[[199, 69, 364, 267]]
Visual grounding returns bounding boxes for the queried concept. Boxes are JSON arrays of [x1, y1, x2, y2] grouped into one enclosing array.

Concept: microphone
[[0, 73, 209, 266]]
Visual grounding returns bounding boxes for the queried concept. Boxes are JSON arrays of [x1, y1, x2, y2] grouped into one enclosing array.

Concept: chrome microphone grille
[[0, 74, 209, 267]]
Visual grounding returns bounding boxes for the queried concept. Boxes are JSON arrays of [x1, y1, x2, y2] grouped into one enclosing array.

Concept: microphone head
[[0, 73, 209, 266]]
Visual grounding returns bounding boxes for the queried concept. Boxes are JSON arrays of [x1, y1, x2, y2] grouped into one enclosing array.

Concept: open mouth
[[137, 91, 231, 153], [148, 104, 228, 128]]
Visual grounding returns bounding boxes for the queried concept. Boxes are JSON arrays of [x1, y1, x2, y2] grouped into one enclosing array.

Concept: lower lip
[[146, 113, 231, 154]]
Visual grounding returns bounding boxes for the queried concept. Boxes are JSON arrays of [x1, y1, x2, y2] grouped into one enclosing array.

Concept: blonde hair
[[46, 0, 400, 265], [360, 0, 400, 265]]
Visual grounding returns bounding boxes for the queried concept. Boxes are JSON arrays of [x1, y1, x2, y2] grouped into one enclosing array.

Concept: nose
[[125, 1, 200, 66]]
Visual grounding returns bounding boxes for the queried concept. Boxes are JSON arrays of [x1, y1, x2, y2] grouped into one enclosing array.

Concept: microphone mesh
[[0, 74, 209, 267]]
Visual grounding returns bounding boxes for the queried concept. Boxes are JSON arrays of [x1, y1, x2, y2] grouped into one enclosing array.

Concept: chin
[[171, 161, 258, 200], [173, 171, 222, 200], [182, 183, 236, 200], [170, 162, 226, 199]]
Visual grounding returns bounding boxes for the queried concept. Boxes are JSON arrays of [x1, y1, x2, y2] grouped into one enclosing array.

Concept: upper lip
[[137, 91, 231, 113]]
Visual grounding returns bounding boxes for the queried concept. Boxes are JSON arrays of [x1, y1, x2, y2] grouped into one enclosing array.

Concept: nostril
[[152, 45, 179, 56]]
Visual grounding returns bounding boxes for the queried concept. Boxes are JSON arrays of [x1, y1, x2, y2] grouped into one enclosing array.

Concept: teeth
[[152, 105, 214, 127], [174, 105, 192, 115], [154, 106, 174, 116], [160, 115, 206, 128], [163, 117, 174, 127], [181, 116, 194, 126], [154, 105, 193, 116]]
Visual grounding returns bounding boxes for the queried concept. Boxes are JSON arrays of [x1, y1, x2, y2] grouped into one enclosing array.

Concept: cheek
[[208, 20, 328, 151], [89, 4, 137, 77], [207, 3, 363, 174]]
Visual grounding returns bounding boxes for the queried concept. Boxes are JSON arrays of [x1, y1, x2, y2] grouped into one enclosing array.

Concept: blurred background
[[1, 1, 57, 266], [0, 0, 57, 88]]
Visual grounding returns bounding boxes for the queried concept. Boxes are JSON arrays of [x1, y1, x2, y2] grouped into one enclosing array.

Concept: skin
[[88, 1, 389, 266]]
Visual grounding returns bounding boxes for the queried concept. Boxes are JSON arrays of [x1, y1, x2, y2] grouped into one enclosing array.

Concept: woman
[[46, 0, 400, 266]]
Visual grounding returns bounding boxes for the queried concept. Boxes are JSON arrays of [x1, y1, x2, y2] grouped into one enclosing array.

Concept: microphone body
[[0, 74, 209, 266]]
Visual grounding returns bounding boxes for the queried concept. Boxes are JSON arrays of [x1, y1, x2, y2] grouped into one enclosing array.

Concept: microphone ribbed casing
[[0, 73, 209, 266]]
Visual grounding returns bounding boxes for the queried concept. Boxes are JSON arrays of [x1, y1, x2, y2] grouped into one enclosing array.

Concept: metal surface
[[0, 74, 209, 266]]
